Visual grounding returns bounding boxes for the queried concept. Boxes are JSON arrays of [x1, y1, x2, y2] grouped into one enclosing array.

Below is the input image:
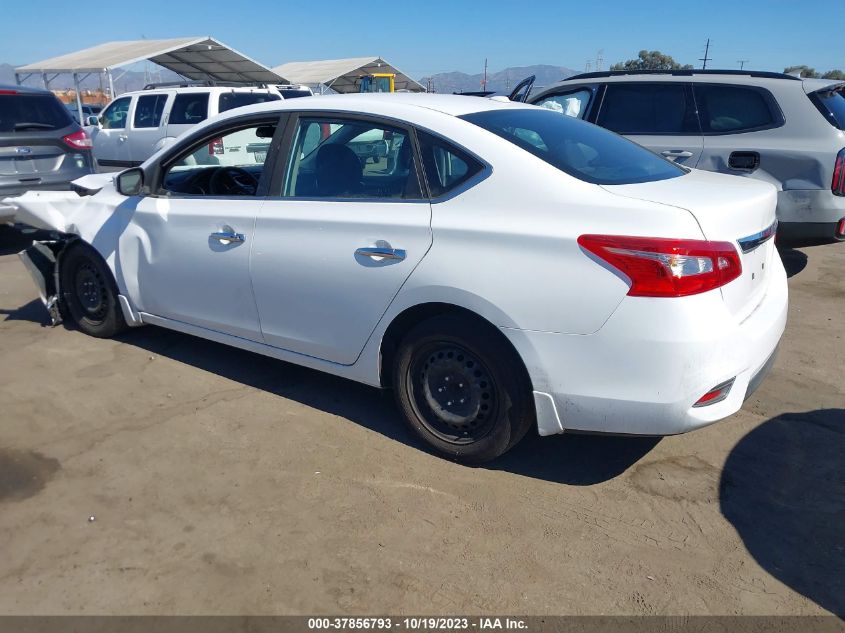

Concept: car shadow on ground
[[720, 409, 844, 616], [777, 247, 808, 278]]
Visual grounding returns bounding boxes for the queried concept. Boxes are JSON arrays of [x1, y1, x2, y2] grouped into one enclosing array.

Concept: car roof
[[118, 86, 280, 97], [0, 83, 54, 95], [561, 69, 803, 84], [262, 92, 530, 116]]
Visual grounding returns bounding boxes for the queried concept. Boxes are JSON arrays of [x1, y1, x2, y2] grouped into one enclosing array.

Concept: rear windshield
[[218, 91, 281, 113], [811, 86, 845, 130], [0, 93, 73, 132], [461, 108, 685, 185]]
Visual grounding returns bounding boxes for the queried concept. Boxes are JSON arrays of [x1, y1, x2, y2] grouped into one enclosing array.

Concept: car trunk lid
[[601, 169, 779, 321]]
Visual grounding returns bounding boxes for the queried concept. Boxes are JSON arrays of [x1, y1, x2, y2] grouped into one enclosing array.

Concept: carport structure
[[14, 36, 286, 125], [271, 56, 425, 94]]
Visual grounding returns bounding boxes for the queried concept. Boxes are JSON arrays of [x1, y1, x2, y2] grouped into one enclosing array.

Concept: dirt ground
[[0, 226, 842, 616]]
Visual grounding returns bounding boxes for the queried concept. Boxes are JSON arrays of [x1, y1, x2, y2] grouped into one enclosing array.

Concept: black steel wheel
[[393, 314, 534, 463], [60, 242, 127, 338]]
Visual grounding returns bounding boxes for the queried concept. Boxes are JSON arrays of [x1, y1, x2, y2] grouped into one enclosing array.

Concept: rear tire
[[393, 314, 534, 463], [59, 242, 127, 338]]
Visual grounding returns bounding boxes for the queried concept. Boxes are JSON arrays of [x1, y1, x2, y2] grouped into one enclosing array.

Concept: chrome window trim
[[737, 220, 778, 253]]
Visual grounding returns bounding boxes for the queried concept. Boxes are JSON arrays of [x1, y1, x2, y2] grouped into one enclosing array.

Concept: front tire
[[59, 242, 127, 338], [393, 314, 534, 463]]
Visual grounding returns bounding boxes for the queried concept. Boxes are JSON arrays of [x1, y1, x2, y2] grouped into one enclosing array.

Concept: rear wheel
[[60, 242, 127, 338], [393, 314, 534, 463]]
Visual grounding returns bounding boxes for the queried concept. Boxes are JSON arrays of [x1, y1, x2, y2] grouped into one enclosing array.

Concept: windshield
[[0, 94, 73, 132], [460, 107, 686, 186], [811, 86, 845, 130], [218, 92, 281, 114]]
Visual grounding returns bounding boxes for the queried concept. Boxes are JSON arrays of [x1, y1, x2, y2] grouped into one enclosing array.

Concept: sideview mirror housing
[[86, 115, 100, 126], [116, 168, 144, 196]]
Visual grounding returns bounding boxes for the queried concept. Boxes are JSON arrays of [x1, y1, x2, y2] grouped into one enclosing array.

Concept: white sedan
[[4, 94, 787, 463]]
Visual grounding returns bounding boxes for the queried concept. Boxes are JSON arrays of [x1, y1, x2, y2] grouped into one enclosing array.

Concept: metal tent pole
[[73, 73, 84, 127], [108, 70, 115, 100]]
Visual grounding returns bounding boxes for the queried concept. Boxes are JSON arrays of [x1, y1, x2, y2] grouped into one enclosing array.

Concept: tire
[[59, 242, 127, 338], [393, 314, 534, 463]]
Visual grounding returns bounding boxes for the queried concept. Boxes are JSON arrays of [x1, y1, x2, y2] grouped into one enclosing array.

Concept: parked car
[[0, 84, 93, 224], [527, 70, 845, 241], [4, 94, 787, 462], [89, 84, 287, 171], [65, 102, 103, 124]]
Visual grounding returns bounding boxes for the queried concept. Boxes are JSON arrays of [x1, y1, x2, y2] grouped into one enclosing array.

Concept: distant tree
[[822, 69, 845, 80], [610, 50, 693, 71], [784, 65, 820, 78]]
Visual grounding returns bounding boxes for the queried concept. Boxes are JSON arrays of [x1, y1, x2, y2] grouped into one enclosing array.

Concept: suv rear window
[[596, 83, 698, 135], [693, 84, 779, 133], [218, 91, 281, 113], [0, 93, 73, 132], [811, 86, 845, 130], [462, 108, 685, 186], [169, 93, 209, 125]]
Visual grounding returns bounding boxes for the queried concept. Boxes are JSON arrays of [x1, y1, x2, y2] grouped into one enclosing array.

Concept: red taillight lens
[[578, 235, 742, 297], [0, 89, 19, 95], [208, 137, 224, 155], [832, 149, 845, 196], [693, 378, 735, 407], [62, 129, 93, 149]]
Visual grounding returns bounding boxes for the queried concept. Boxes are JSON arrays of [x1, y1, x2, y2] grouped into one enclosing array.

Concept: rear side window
[[462, 108, 685, 186], [597, 83, 698, 135], [693, 84, 779, 133], [810, 86, 845, 130], [0, 93, 73, 132], [416, 130, 484, 197], [100, 96, 131, 130], [218, 91, 281, 113], [534, 89, 592, 119], [169, 93, 209, 125], [133, 94, 167, 128]]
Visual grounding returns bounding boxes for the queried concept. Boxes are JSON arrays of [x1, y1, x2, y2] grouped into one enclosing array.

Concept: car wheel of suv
[[60, 242, 127, 338], [393, 314, 534, 463]]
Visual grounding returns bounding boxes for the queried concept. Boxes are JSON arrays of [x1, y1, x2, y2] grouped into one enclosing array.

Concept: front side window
[[133, 94, 167, 128], [693, 84, 778, 133], [283, 117, 421, 199], [218, 91, 281, 114], [169, 93, 209, 125], [596, 83, 699, 135], [416, 130, 483, 197], [100, 97, 131, 130], [535, 89, 592, 119], [161, 122, 276, 196], [462, 108, 686, 186]]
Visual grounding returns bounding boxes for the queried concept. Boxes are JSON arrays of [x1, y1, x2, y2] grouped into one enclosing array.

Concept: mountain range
[[1, 63, 183, 93], [420, 64, 577, 94]]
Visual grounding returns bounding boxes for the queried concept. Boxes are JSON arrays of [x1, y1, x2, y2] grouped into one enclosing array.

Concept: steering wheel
[[209, 166, 259, 196]]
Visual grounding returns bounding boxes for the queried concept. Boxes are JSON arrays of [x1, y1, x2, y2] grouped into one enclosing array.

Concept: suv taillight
[[578, 235, 742, 297], [208, 137, 224, 155], [832, 149, 845, 196], [62, 129, 93, 149]]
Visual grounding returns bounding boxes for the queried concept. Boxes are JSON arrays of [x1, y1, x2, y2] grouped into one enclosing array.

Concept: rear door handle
[[355, 247, 406, 261], [210, 230, 245, 244], [661, 150, 693, 159]]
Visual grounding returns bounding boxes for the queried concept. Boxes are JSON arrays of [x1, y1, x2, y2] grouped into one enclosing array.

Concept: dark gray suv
[[528, 70, 845, 241], [1, 84, 94, 223]]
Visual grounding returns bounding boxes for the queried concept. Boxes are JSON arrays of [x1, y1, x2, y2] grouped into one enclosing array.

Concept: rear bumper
[[778, 220, 845, 242], [777, 189, 845, 232], [505, 252, 789, 436]]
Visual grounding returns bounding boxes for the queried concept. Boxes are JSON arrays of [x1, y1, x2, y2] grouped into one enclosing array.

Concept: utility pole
[[700, 38, 712, 69], [596, 49, 604, 72], [737, 59, 750, 70], [481, 58, 488, 91]]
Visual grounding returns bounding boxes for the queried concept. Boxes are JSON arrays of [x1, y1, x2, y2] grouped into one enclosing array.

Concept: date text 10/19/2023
[[307, 618, 529, 630]]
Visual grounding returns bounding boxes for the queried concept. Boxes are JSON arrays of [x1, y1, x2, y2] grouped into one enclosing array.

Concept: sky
[[0, 0, 840, 79]]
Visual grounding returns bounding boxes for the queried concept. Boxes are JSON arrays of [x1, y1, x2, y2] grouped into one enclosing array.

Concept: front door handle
[[355, 247, 406, 261], [210, 230, 245, 245], [661, 149, 693, 159]]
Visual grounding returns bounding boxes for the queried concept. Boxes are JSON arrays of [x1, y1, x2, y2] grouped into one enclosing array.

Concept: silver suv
[[528, 70, 845, 241]]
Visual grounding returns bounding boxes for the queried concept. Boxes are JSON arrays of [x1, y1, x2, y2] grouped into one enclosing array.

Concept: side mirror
[[86, 115, 100, 126], [116, 168, 144, 196]]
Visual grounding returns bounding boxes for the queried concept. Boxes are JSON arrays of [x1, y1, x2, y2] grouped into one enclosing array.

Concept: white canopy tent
[[271, 56, 425, 94], [15, 37, 287, 124]]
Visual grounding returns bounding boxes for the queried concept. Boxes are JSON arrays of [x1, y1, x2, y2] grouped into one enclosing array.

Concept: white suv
[[89, 84, 302, 171]]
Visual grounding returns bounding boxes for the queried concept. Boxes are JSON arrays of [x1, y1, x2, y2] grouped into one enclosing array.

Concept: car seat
[[315, 144, 362, 197]]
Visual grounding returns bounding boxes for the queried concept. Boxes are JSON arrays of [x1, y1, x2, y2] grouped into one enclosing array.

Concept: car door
[[166, 92, 209, 140], [129, 115, 283, 341], [594, 82, 704, 166], [127, 92, 171, 165], [250, 114, 433, 365], [92, 96, 133, 170]]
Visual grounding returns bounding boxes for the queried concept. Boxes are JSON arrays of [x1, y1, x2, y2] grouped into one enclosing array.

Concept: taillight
[[208, 137, 224, 155], [0, 89, 19, 95], [62, 129, 93, 149], [577, 235, 742, 297], [832, 149, 845, 196], [693, 378, 735, 407]]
